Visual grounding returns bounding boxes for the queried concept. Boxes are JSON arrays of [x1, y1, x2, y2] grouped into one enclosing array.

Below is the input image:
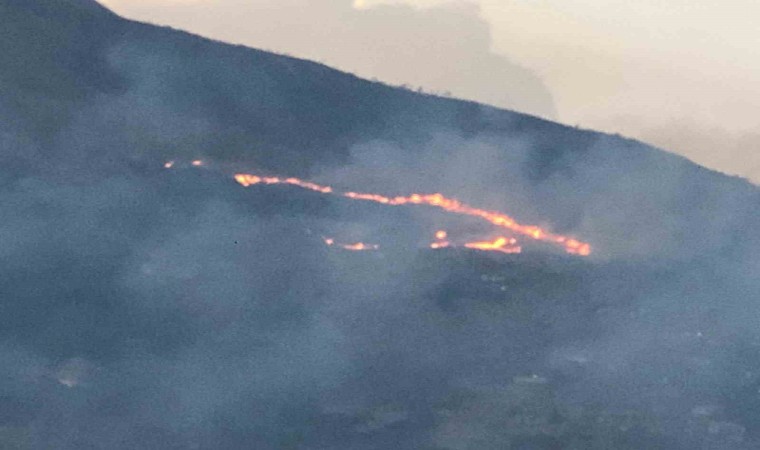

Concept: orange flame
[[465, 237, 522, 254], [342, 242, 380, 251], [235, 174, 333, 194], [323, 237, 379, 251], [430, 230, 451, 249], [233, 173, 591, 256]]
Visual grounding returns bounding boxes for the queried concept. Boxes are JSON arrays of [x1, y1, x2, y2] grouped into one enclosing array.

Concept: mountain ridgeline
[[1, 1, 759, 449]]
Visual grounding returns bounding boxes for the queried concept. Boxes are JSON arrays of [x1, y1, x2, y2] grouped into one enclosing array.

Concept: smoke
[[307, 127, 760, 448], [3, 128, 760, 449], [316, 127, 760, 262]]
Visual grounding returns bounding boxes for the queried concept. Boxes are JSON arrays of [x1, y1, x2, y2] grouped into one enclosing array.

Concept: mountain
[[1, 1, 759, 449], [3, 0, 757, 261]]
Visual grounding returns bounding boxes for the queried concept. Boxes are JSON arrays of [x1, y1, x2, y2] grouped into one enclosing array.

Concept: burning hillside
[[230, 171, 591, 256]]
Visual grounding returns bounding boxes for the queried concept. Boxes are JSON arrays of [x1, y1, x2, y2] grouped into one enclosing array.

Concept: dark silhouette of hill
[[1, 1, 759, 449]]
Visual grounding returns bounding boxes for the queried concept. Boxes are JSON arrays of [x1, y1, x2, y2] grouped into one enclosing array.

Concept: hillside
[[1, 0, 759, 449], [2, 0, 758, 262]]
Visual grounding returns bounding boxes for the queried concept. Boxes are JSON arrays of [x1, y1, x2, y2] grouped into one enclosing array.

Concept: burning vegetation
[[232, 172, 591, 256]]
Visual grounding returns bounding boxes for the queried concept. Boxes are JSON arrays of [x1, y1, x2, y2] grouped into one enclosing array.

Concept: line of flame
[[234, 173, 591, 256]]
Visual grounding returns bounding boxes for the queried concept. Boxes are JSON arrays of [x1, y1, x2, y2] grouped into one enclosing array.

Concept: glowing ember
[[233, 172, 591, 256], [164, 161, 175, 169], [430, 230, 452, 249], [465, 237, 522, 254], [342, 242, 380, 251], [323, 237, 379, 251], [235, 174, 333, 194], [191, 160, 204, 167]]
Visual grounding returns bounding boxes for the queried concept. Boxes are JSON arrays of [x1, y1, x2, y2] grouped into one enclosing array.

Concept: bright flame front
[[464, 237, 522, 254], [233, 172, 591, 256]]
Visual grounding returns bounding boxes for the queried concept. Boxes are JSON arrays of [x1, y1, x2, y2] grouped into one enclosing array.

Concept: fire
[[430, 230, 451, 249], [232, 172, 591, 256], [428, 230, 521, 254], [342, 242, 380, 251], [235, 174, 332, 194], [465, 237, 522, 254], [173, 163, 590, 256], [323, 237, 379, 251]]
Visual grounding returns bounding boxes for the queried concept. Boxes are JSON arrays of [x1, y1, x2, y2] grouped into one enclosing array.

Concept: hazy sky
[[100, 0, 760, 183]]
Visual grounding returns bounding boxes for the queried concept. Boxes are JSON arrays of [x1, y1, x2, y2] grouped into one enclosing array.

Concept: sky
[[99, 0, 760, 183]]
